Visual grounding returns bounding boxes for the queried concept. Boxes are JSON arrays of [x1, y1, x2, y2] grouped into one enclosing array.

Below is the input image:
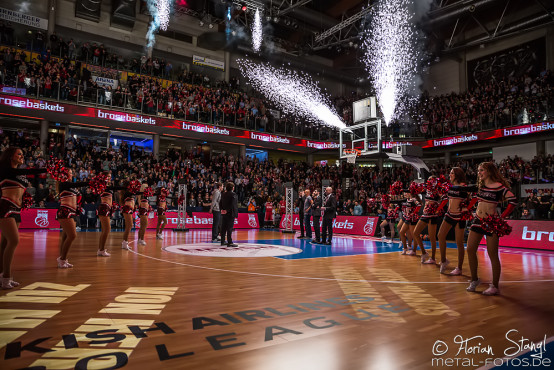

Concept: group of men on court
[[297, 187, 337, 245], [210, 182, 239, 247], [208, 183, 337, 246]]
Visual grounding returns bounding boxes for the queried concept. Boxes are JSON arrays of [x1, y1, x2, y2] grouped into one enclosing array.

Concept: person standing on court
[[321, 187, 337, 245], [311, 189, 322, 244], [210, 182, 222, 243], [303, 189, 313, 240], [219, 182, 238, 247], [296, 188, 306, 238]]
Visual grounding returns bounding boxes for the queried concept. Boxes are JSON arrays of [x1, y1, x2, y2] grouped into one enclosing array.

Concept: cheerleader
[[399, 191, 415, 255], [413, 176, 443, 264], [156, 188, 168, 239], [437, 167, 471, 275], [0, 147, 47, 288], [56, 170, 89, 268], [120, 181, 138, 250], [380, 199, 400, 244], [137, 182, 150, 246], [406, 186, 423, 257], [97, 177, 124, 256], [466, 162, 517, 295]]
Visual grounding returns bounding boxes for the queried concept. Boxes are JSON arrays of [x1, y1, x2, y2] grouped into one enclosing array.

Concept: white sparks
[[252, 8, 262, 52], [238, 59, 347, 130], [145, 0, 174, 53], [157, 0, 171, 31], [363, 0, 420, 125]]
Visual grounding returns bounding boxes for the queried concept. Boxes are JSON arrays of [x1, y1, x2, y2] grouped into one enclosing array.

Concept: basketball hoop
[[343, 149, 361, 164]]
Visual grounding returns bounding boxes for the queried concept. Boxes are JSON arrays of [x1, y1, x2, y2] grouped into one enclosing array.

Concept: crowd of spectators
[[415, 71, 554, 137], [0, 43, 335, 140], [1, 129, 553, 226]]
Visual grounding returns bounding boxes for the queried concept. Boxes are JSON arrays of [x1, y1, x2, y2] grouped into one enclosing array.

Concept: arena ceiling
[[176, 0, 554, 70]]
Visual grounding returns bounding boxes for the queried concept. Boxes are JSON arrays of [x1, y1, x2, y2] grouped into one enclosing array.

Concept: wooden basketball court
[[1, 229, 553, 369]]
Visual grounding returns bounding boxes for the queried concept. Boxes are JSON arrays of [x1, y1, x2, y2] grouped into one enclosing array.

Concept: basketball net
[[346, 154, 357, 164]]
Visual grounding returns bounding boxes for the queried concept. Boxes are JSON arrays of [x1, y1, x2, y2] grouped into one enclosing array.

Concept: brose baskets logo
[[35, 210, 49, 227]]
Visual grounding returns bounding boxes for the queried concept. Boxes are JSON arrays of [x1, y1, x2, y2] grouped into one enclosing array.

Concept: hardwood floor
[[1, 229, 553, 370]]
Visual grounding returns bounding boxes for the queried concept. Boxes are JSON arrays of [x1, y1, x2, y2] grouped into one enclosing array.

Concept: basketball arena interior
[[0, 0, 553, 369]]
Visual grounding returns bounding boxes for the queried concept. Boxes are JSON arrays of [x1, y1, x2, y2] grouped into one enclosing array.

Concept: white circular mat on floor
[[163, 243, 302, 257]]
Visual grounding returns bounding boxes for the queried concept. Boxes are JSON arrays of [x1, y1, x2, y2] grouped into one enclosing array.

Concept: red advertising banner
[[19, 210, 259, 230], [480, 220, 554, 251], [20, 209, 61, 229], [421, 121, 554, 148], [279, 214, 379, 237], [144, 212, 259, 229], [0, 94, 338, 150]]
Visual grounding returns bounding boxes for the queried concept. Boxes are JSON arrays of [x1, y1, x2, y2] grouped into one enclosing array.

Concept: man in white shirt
[[210, 183, 223, 242]]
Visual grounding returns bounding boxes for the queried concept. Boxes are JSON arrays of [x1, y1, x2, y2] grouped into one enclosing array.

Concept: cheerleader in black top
[[156, 188, 168, 240], [437, 167, 471, 275], [97, 178, 124, 256], [120, 181, 138, 250], [137, 182, 149, 246], [466, 162, 517, 296], [406, 189, 423, 257], [414, 176, 444, 264], [0, 147, 47, 288], [399, 191, 416, 255], [56, 169, 89, 268], [380, 197, 401, 244]]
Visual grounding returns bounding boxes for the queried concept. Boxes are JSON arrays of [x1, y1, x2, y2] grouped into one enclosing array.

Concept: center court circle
[[163, 243, 303, 257]]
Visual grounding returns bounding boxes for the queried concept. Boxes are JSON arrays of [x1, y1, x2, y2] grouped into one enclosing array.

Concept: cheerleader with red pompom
[[466, 162, 518, 296], [0, 147, 47, 289], [55, 169, 90, 268], [399, 188, 419, 255], [437, 167, 475, 276], [120, 178, 142, 250], [413, 176, 442, 265], [96, 173, 125, 257], [156, 187, 170, 239], [137, 182, 152, 246], [405, 182, 424, 257], [380, 195, 401, 245]]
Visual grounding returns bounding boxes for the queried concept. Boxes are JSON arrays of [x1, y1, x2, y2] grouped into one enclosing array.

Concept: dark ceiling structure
[[170, 0, 554, 81]]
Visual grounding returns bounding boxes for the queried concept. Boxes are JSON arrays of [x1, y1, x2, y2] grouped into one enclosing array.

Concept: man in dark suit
[[311, 189, 322, 244], [296, 189, 306, 238], [219, 182, 239, 247], [321, 187, 337, 245]]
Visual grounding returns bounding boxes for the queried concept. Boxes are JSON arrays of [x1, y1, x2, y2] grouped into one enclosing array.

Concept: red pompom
[[22, 191, 34, 210], [367, 198, 377, 210], [481, 214, 512, 237], [409, 181, 425, 195], [380, 193, 390, 209], [47, 158, 69, 182], [143, 187, 154, 198], [423, 202, 438, 215], [89, 173, 109, 195], [127, 180, 141, 194], [158, 188, 169, 201], [390, 181, 403, 196], [459, 199, 474, 221], [111, 202, 120, 212]]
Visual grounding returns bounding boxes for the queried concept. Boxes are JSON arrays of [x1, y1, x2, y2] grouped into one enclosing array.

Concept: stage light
[[199, 20, 204, 26], [242, 5, 247, 11], [273, 16, 279, 23], [209, 23, 214, 28]]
